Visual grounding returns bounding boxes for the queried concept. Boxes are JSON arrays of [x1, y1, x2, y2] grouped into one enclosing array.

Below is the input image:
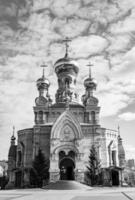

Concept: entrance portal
[[15, 171, 22, 187], [60, 158, 75, 180], [111, 170, 119, 186]]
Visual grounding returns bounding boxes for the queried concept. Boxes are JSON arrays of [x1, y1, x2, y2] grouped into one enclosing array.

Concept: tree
[[86, 145, 101, 186], [30, 149, 49, 187]]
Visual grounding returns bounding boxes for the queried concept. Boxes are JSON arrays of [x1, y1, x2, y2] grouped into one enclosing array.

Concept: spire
[[36, 63, 50, 96], [118, 124, 120, 137], [117, 125, 126, 167], [13, 126, 15, 137], [62, 37, 71, 57], [83, 62, 97, 92], [82, 62, 98, 106], [118, 124, 122, 141]]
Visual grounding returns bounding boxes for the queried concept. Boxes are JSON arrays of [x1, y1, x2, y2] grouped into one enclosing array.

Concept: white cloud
[[107, 34, 132, 54], [125, 144, 135, 160], [52, 17, 90, 37], [108, 8, 135, 34], [51, 0, 81, 18], [99, 92, 130, 117], [118, 112, 135, 121], [71, 36, 108, 58]]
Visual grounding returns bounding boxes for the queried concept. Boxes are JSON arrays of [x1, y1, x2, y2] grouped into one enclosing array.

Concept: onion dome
[[54, 56, 79, 77], [36, 64, 50, 91], [36, 76, 50, 91], [84, 77, 97, 90], [83, 62, 97, 90], [54, 37, 79, 76]]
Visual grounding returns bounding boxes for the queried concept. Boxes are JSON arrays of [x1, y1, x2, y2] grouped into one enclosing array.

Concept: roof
[[51, 102, 84, 109]]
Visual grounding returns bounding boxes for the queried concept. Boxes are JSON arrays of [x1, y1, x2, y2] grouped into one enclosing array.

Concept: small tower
[[54, 37, 79, 104], [82, 63, 100, 125], [10, 126, 16, 146], [36, 64, 50, 101], [34, 64, 52, 124], [118, 125, 125, 168], [8, 126, 16, 161], [7, 127, 17, 188]]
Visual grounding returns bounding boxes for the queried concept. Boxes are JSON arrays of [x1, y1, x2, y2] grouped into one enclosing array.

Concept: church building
[[7, 40, 125, 188]]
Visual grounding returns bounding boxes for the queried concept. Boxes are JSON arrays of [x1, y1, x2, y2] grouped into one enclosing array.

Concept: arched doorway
[[59, 158, 75, 180], [15, 171, 22, 187], [111, 170, 119, 186]]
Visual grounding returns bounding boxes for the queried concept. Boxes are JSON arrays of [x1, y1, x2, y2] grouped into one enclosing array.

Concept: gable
[[51, 110, 83, 140]]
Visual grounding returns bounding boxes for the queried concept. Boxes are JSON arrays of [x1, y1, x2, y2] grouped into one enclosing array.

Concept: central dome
[[54, 56, 79, 76]]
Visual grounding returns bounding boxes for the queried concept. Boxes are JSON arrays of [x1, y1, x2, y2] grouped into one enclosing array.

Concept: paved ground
[[0, 181, 135, 200]]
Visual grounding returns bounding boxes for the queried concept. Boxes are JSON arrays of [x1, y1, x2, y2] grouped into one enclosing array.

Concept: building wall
[[16, 110, 120, 183], [7, 102, 122, 187], [17, 129, 33, 168], [33, 125, 52, 159]]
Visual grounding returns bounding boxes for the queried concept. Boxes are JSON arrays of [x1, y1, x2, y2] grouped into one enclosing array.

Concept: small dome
[[11, 135, 15, 141], [84, 77, 97, 89], [36, 76, 50, 90], [54, 56, 79, 75]]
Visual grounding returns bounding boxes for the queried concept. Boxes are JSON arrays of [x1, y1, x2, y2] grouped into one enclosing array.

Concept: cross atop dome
[[36, 63, 50, 96], [118, 124, 122, 140], [82, 61, 98, 106], [12, 126, 15, 137], [62, 37, 71, 57], [87, 62, 93, 79], [40, 63, 47, 79]]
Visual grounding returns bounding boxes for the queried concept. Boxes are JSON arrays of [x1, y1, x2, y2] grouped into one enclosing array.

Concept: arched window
[[59, 151, 65, 161], [85, 112, 89, 123], [68, 151, 75, 159], [17, 151, 22, 167], [65, 78, 69, 88], [38, 111, 43, 122], [112, 150, 116, 166], [91, 111, 96, 124], [58, 79, 61, 87]]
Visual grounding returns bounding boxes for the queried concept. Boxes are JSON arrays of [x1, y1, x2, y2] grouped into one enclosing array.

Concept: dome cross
[[62, 37, 71, 57], [87, 62, 93, 79], [118, 124, 121, 137], [12, 126, 15, 137], [41, 63, 47, 79]]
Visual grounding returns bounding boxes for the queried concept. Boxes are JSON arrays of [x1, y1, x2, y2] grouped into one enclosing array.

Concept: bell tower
[[54, 38, 79, 104], [34, 64, 52, 124], [82, 63, 100, 125]]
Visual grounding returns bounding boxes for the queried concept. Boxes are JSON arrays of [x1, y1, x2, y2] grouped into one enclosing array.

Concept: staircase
[[43, 180, 92, 190]]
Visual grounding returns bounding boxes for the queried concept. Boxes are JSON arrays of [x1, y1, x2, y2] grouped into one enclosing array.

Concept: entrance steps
[[43, 180, 92, 190]]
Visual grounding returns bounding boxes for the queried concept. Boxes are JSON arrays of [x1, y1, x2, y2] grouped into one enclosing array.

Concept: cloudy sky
[[0, 0, 135, 160]]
